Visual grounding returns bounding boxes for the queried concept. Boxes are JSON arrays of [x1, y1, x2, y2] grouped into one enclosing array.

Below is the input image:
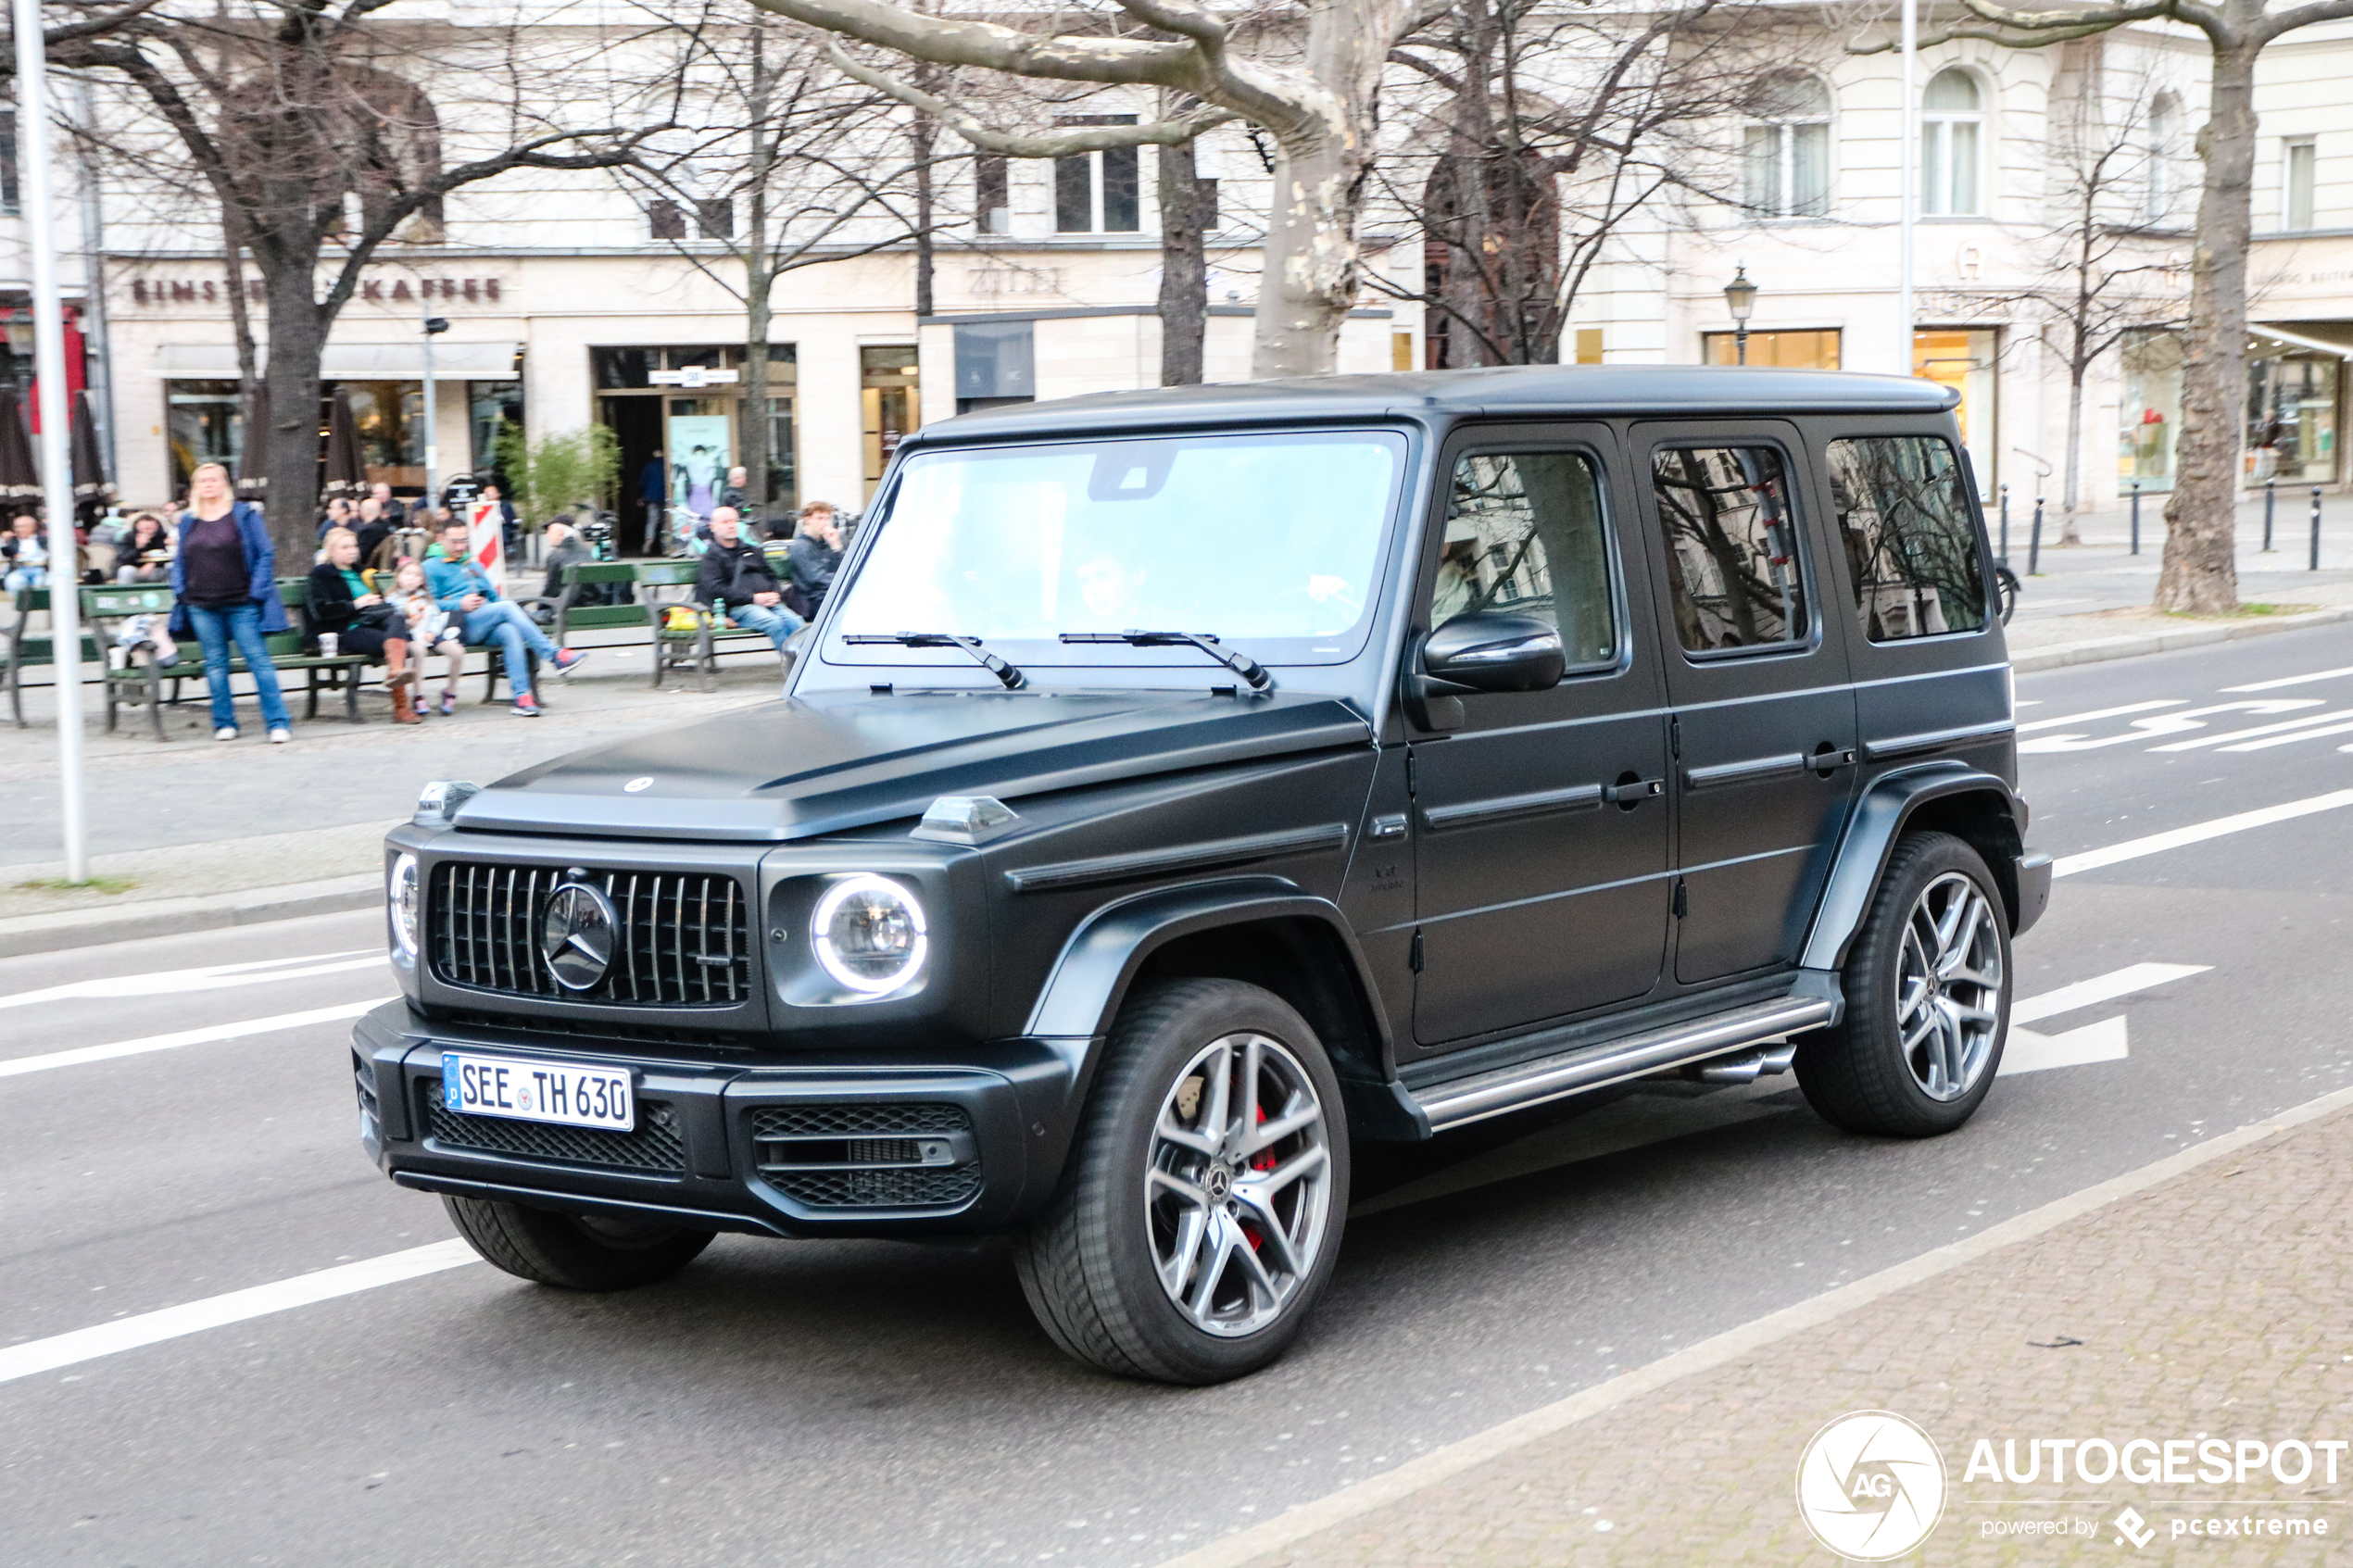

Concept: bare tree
[[750, 0, 1437, 378], [57, 2, 659, 561], [1865, 0, 2353, 615], [1933, 46, 2184, 543], [1381, 0, 1768, 368]]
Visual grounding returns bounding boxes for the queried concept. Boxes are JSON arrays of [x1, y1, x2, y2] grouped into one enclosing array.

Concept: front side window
[[831, 431, 1405, 668], [1743, 74, 1831, 219], [1649, 445, 1807, 651], [1922, 69, 1983, 217], [1436, 452, 1618, 667], [1826, 436, 1988, 641]]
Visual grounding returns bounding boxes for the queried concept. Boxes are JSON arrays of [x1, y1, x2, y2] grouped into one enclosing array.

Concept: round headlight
[[388, 852, 421, 959], [812, 874, 926, 995]]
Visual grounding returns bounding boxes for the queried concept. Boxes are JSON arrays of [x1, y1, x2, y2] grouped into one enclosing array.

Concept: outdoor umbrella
[[0, 393, 40, 508], [69, 389, 114, 509], [234, 382, 269, 504], [321, 386, 365, 502]]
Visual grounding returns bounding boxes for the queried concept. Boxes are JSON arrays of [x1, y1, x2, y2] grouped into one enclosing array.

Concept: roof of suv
[[918, 365, 1960, 445]]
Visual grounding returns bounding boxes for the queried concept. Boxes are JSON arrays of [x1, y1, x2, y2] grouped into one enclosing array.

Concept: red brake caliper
[[1241, 1104, 1277, 1251]]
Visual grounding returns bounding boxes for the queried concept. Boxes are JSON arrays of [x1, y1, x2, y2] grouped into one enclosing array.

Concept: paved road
[[7, 624, 2353, 1567]]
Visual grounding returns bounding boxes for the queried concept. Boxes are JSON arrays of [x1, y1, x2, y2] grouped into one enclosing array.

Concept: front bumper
[[352, 1001, 1084, 1237]]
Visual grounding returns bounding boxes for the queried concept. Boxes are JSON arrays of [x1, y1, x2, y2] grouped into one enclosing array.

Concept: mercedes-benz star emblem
[[623, 776, 654, 793], [542, 882, 618, 991]]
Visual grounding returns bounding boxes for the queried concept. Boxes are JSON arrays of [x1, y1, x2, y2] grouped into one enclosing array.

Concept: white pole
[[16, 0, 87, 883], [1898, 0, 1919, 378], [421, 298, 437, 512]]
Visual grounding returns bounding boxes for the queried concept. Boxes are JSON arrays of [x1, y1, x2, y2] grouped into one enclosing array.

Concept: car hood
[[453, 687, 1375, 842]]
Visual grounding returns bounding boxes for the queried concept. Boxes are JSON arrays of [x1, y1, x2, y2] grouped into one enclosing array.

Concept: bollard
[[2131, 481, 2142, 555], [2029, 495, 2045, 575], [1998, 483, 2010, 560], [2264, 478, 2277, 552], [2312, 485, 2324, 571]]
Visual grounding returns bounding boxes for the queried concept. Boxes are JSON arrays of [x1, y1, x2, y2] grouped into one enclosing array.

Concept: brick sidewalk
[[1195, 1097, 2353, 1566]]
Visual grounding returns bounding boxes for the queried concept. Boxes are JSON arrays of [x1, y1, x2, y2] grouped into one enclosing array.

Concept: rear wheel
[[1014, 979, 1348, 1384], [1794, 831, 2011, 1137], [442, 1195, 713, 1290]]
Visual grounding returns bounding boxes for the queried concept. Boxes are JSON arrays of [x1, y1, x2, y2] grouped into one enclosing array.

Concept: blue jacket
[[168, 502, 288, 636], [425, 555, 500, 615]]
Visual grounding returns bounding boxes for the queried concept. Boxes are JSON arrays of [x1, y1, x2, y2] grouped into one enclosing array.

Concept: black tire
[[1013, 978, 1350, 1385], [441, 1195, 713, 1290], [1793, 831, 2012, 1138]]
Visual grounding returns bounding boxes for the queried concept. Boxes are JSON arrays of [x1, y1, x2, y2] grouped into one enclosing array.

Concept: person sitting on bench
[[308, 526, 417, 724], [423, 519, 586, 718], [695, 506, 803, 657]]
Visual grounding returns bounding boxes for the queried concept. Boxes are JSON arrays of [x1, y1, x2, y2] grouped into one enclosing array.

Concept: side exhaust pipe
[[1683, 1041, 1798, 1085]]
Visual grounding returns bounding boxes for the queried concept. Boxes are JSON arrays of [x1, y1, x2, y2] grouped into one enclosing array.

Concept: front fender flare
[[1800, 763, 2031, 973]]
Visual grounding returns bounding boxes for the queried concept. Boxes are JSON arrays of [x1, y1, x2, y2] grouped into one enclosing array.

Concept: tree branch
[[743, 0, 1202, 88], [825, 40, 1232, 156]]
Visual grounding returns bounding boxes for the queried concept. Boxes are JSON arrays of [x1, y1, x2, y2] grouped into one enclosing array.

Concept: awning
[[147, 342, 522, 377], [2249, 324, 2352, 359]]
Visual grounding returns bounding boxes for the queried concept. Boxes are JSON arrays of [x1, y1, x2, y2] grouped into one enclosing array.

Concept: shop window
[[167, 379, 245, 497], [1743, 73, 1831, 219], [470, 381, 522, 481], [2119, 330, 2181, 493], [954, 320, 1034, 413], [330, 380, 424, 490], [2247, 352, 2340, 485], [1913, 329, 1996, 494], [1053, 117, 1140, 233], [861, 345, 919, 495], [1921, 69, 1984, 217], [1703, 329, 1841, 369], [1826, 436, 1987, 642]]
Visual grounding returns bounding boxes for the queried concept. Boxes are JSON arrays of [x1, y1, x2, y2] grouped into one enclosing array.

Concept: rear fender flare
[[1802, 764, 2028, 972]]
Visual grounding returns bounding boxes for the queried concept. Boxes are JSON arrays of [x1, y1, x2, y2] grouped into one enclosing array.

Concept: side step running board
[[1411, 996, 1835, 1133]]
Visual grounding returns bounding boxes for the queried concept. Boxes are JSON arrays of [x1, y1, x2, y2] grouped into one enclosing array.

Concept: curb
[[1155, 1079, 2353, 1568], [2010, 602, 2353, 671], [0, 872, 381, 960]]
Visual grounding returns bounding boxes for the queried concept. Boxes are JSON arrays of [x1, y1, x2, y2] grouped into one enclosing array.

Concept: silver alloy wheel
[[1896, 871, 2005, 1101], [1145, 1032, 1334, 1337]]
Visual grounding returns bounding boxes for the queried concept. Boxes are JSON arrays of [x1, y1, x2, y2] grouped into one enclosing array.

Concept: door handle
[[1806, 746, 1856, 775], [1604, 775, 1664, 805]]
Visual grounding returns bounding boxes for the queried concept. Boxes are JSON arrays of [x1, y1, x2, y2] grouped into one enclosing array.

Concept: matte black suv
[[359, 366, 2049, 1384]]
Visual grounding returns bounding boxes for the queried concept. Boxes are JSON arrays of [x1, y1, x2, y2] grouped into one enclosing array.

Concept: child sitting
[[389, 560, 467, 716]]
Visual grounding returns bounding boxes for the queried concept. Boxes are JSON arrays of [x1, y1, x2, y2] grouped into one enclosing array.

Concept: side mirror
[[1422, 610, 1567, 693]]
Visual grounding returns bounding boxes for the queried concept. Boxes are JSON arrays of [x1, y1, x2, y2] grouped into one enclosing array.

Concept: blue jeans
[[185, 600, 293, 734], [726, 600, 804, 652], [3, 565, 44, 594], [462, 600, 559, 698]]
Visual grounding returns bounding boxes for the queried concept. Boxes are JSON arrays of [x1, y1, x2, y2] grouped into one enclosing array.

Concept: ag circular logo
[[541, 881, 618, 992], [1794, 1410, 1946, 1561]]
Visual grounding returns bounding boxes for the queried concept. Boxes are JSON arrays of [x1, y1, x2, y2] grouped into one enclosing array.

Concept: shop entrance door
[[599, 395, 664, 556]]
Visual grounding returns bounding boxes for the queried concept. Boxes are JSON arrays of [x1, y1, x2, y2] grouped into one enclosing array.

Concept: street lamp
[[422, 312, 449, 507], [1723, 267, 1759, 365]]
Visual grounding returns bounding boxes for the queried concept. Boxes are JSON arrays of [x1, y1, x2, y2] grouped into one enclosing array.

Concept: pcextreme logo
[[1794, 1410, 1949, 1561]]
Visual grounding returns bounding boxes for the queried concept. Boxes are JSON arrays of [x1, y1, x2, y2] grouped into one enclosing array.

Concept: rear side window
[[1826, 436, 1988, 641], [1437, 452, 1618, 666], [1649, 445, 1807, 651]]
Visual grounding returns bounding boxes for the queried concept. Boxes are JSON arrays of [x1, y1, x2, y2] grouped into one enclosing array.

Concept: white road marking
[[0, 998, 389, 1078], [2148, 707, 2353, 751], [2223, 717, 2353, 752], [2015, 698, 2185, 734], [2019, 699, 2319, 753], [0, 1242, 476, 1386], [2002, 1015, 2130, 1076], [0, 952, 382, 1012], [2221, 664, 2353, 693], [2012, 962, 2210, 1024], [2051, 789, 2353, 878]]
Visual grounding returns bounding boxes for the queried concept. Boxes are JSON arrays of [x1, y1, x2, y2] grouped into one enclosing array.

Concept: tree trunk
[[1158, 135, 1206, 385], [260, 267, 326, 568], [2060, 357, 2085, 546], [222, 225, 264, 501], [739, 22, 774, 525], [2155, 44, 2256, 614], [912, 65, 937, 320]]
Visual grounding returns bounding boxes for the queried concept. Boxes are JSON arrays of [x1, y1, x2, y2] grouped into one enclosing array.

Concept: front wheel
[[1794, 831, 2011, 1137], [442, 1195, 712, 1290], [1014, 979, 1349, 1384]]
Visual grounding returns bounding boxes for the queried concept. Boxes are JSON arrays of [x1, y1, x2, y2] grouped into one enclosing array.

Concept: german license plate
[[441, 1051, 635, 1133]]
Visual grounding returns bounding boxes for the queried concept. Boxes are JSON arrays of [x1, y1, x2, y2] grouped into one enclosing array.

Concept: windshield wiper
[[843, 632, 1026, 690], [1060, 630, 1272, 692]]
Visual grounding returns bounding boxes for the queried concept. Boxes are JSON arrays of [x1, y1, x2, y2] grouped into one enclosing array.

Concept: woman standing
[[308, 527, 418, 724], [170, 460, 293, 743]]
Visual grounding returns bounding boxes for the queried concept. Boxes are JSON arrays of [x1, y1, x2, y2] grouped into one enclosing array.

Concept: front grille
[[437, 1010, 754, 1054], [420, 1078, 687, 1173], [429, 862, 751, 1008], [750, 1103, 979, 1210]]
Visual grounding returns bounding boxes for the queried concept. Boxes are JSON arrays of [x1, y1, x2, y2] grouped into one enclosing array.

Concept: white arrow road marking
[[0, 951, 381, 1011], [2019, 700, 2321, 753], [2222, 717, 2353, 752], [0, 998, 390, 1078], [2000, 963, 2209, 1078], [0, 1242, 478, 1386], [2222, 663, 2353, 693], [2012, 963, 2211, 1024], [2052, 789, 2353, 877], [2002, 1015, 2131, 1076], [2015, 698, 2185, 734], [2148, 707, 2353, 751]]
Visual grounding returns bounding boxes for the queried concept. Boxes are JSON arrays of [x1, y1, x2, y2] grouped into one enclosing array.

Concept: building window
[[1743, 74, 1831, 218], [1053, 117, 1140, 233], [648, 199, 686, 240], [2247, 350, 2339, 485], [696, 198, 734, 240], [1703, 329, 1841, 369], [953, 320, 1034, 413], [2284, 138, 2317, 231], [0, 110, 18, 215], [975, 155, 1010, 233], [2145, 93, 2177, 223], [1921, 69, 1984, 217], [469, 381, 523, 481], [861, 345, 920, 495]]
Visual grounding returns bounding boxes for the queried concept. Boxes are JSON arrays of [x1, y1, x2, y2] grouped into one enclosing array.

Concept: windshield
[[827, 430, 1406, 669]]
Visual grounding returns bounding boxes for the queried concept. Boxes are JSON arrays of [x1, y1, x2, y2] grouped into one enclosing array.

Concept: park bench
[[4, 586, 103, 729], [81, 582, 179, 741], [547, 558, 787, 692]]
